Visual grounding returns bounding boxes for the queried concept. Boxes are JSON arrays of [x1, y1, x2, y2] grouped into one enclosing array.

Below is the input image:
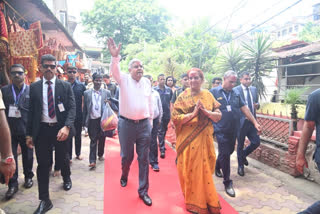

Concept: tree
[[284, 87, 307, 131], [120, 42, 190, 80], [214, 42, 244, 75], [81, 0, 170, 51], [242, 33, 274, 99], [299, 22, 320, 42], [161, 18, 219, 73]]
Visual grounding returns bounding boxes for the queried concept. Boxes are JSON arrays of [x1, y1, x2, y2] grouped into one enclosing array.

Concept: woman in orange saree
[[172, 68, 222, 214]]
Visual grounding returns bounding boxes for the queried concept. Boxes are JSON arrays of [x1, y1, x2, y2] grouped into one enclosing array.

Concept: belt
[[120, 116, 148, 124], [41, 122, 58, 127]]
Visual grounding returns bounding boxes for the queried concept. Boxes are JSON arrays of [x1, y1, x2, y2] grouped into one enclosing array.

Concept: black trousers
[[158, 118, 170, 153], [88, 118, 107, 164], [67, 119, 82, 159], [149, 117, 160, 166], [215, 132, 237, 187], [9, 135, 34, 188], [35, 123, 71, 200]]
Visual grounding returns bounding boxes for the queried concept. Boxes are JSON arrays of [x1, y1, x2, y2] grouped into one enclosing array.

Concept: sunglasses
[[67, 71, 77, 74], [42, 64, 56, 69], [10, 71, 24, 76]]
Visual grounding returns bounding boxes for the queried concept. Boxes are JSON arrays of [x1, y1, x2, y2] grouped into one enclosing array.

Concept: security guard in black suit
[[1, 64, 34, 200], [210, 70, 261, 198], [26, 54, 76, 214]]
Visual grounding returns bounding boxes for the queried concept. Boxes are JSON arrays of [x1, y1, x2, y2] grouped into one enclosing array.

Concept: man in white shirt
[[234, 71, 260, 177], [145, 75, 163, 172], [108, 38, 153, 206]]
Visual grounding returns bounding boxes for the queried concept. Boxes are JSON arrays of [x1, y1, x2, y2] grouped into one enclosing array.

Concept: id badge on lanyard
[[9, 85, 25, 118], [222, 91, 232, 112], [9, 105, 21, 118]]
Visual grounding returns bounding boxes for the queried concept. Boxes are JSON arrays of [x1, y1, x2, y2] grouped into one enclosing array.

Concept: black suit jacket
[[234, 85, 259, 128], [26, 78, 76, 142], [1, 84, 30, 136]]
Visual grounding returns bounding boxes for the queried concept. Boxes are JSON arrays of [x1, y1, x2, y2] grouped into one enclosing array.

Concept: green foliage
[[284, 87, 307, 106], [117, 18, 220, 81], [120, 42, 190, 79], [81, 0, 170, 51], [284, 87, 308, 130], [161, 18, 219, 74], [215, 42, 244, 75], [242, 33, 274, 98], [299, 22, 320, 42]]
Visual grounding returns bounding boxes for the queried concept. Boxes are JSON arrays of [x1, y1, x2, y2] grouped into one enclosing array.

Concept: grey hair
[[224, 70, 237, 79], [128, 58, 142, 69]]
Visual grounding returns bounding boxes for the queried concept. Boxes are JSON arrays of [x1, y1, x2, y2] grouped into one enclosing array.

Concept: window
[[282, 29, 287, 36], [314, 15, 320, 21], [278, 31, 281, 37], [59, 11, 67, 27], [289, 27, 292, 33], [294, 25, 299, 32]]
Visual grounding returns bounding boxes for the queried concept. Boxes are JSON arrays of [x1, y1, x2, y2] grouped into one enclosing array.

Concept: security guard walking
[[210, 70, 261, 198]]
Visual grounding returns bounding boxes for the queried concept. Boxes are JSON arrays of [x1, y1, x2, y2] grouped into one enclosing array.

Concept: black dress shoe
[[34, 199, 53, 214], [120, 177, 127, 187], [160, 152, 165, 159], [139, 194, 152, 206], [24, 178, 33, 189], [243, 157, 249, 166], [5, 186, 18, 200], [215, 168, 223, 178], [238, 166, 245, 176], [225, 183, 235, 197], [63, 180, 72, 191]]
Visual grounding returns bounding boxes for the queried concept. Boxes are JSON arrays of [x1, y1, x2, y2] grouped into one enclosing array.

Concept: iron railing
[[256, 114, 293, 149]]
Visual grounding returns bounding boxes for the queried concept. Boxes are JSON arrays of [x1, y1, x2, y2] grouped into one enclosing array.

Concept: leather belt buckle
[[48, 123, 57, 127], [133, 120, 140, 124]]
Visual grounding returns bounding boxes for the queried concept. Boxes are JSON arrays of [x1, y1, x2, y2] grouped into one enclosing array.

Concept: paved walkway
[[0, 135, 104, 214], [212, 140, 318, 214], [0, 137, 319, 214]]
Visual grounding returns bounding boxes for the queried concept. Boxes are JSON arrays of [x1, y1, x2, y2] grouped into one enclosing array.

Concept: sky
[[68, 0, 318, 47]]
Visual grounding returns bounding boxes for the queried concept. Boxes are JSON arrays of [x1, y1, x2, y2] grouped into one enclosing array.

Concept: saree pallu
[[10, 56, 38, 83], [172, 88, 221, 214]]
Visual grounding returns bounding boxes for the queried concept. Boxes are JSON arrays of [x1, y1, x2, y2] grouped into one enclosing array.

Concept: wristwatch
[[1, 156, 14, 164]]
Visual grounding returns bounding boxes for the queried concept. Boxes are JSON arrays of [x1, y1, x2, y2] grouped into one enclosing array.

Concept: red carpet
[[104, 137, 238, 214]]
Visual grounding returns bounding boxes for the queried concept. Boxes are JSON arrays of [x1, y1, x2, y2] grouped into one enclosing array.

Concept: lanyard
[[11, 84, 26, 105], [222, 91, 231, 105], [72, 83, 75, 89]]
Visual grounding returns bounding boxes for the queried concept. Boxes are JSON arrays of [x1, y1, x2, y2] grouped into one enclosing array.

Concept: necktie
[[47, 81, 55, 118], [246, 87, 253, 114]]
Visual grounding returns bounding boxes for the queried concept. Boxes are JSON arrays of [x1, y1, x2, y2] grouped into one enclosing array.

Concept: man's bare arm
[[296, 121, 315, 174]]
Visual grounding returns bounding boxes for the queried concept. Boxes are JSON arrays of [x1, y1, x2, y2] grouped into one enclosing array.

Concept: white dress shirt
[[41, 75, 58, 123], [110, 56, 153, 120], [151, 89, 163, 121], [241, 84, 254, 112], [90, 89, 102, 119]]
